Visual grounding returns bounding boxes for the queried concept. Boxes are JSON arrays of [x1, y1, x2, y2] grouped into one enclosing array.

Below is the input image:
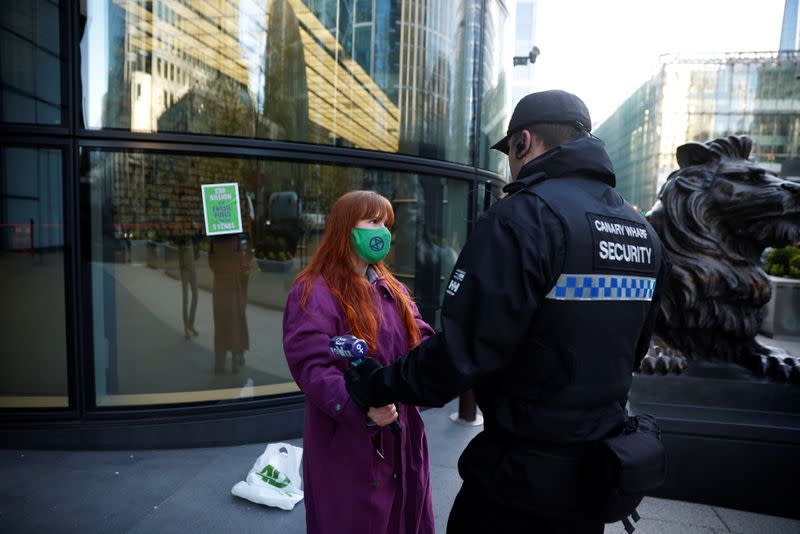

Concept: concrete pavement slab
[[428, 463, 462, 534], [3, 402, 800, 533], [633, 497, 729, 530], [127, 442, 305, 534], [605, 517, 727, 533], [0, 448, 223, 534], [420, 404, 482, 470], [712, 505, 800, 534]]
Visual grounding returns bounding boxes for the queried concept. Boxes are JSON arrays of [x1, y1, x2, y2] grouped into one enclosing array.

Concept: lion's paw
[[638, 345, 688, 375], [747, 342, 800, 383]]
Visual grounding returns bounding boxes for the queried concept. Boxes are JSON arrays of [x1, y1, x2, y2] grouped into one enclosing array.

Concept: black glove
[[345, 358, 397, 408]]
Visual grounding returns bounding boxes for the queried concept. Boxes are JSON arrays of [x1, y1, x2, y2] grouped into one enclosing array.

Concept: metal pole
[[450, 180, 492, 427], [457, 388, 477, 421]]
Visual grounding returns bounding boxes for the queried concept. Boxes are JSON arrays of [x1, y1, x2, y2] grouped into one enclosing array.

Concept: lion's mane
[[646, 136, 799, 362]]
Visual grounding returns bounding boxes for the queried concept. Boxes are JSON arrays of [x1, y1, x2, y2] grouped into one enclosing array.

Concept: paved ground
[[1, 399, 798, 534]]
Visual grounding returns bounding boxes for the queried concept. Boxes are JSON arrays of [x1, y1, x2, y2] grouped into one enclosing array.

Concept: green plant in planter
[[790, 255, 800, 278], [257, 235, 293, 262], [764, 245, 800, 278]]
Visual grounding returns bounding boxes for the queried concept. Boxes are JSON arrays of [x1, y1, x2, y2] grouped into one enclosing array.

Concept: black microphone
[[329, 335, 401, 434]]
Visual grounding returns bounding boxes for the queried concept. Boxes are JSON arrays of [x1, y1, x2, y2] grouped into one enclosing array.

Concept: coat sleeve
[[407, 288, 436, 343], [378, 199, 565, 407], [634, 243, 672, 367], [283, 279, 377, 432], [393, 278, 437, 345]]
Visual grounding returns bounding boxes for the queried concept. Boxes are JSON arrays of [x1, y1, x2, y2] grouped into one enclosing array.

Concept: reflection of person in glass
[[209, 231, 252, 375], [283, 191, 436, 534], [177, 235, 199, 340]]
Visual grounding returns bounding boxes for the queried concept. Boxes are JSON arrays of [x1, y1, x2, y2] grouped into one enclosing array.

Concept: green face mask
[[351, 226, 392, 264]]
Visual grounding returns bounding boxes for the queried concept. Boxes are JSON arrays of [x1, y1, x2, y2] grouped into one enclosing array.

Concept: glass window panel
[[81, 0, 481, 166], [355, 0, 372, 23], [353, 25, 372, 70], [85, 149, 468, 407], [0, 147, 68, 408], [0, 0, 63, 125]]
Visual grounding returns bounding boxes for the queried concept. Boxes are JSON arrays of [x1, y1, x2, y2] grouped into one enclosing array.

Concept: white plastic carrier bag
[[231, 442, 304, 510]]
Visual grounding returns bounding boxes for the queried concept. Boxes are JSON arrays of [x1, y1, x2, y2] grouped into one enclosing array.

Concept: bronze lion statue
[[641, 136, 800, 381]]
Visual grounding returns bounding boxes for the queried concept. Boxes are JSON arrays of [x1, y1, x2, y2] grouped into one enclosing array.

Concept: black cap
[[491, 90, 592, 154]]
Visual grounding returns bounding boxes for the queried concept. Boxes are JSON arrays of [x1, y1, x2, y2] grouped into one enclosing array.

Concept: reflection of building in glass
[[103, 0, 261, 131], [0, 0, 62, 124], [478, 0, 512, 177], [88, 1, 496, 162], [594, 52, 800, 210], [103, 0, 400, 150], [285, 0, 400, 150], [304, 0, 479, 161]]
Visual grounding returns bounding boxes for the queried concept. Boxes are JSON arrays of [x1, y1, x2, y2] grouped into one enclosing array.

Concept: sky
[[528, 0, 789, 126]]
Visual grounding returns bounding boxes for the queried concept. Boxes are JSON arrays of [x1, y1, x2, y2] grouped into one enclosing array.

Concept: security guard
[[345, 90, 671, 533]]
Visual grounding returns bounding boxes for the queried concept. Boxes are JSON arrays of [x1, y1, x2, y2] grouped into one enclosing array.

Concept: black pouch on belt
[[585, 414, 666, 531]]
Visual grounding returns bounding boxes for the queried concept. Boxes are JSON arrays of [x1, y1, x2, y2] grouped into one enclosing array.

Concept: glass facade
[[0, 146, 68, 408], [86, 150, 467, 406], [0, 0, 508, 432], [0, 0, 64, 124], [79, 0, 507, 165], [478, 0, 512, 177], [595, 52, 800, 210]]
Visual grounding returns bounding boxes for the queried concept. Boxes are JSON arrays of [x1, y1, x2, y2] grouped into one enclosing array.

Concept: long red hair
[[296, 190, 421, 351]]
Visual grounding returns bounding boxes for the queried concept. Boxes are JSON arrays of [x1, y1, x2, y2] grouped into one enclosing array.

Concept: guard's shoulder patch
[[446, 269, 466, 296]]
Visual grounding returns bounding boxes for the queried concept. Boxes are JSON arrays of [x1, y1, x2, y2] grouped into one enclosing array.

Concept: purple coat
[[283, 273, 436, 534]]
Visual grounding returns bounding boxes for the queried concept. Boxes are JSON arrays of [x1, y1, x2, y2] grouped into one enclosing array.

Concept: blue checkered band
[[545, 274, 656, 301]]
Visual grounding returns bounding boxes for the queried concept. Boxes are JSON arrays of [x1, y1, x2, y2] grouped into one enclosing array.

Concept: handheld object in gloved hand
[[329, 335, 369, 361], [329, 335, 401, 434]]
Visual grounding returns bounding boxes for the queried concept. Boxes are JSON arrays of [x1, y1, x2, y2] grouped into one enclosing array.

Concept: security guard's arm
[[347, 200, 564, 408], [633, 246, 672, 368]]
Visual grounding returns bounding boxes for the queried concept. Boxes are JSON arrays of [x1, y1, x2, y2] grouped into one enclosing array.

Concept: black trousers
[[447, 482, 605, 534]]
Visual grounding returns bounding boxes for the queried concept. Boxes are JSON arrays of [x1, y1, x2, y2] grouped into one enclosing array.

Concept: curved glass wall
[[85, 149, 468, 407], [0, 0, 508, 424], [80, 0, 491, 166]]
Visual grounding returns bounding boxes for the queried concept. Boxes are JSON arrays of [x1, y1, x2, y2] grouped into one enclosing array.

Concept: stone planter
[[257, 257, 295, 273], [145, 240, 166, 270], [129, 239, 150, 264], [760, 275, 800, 337]]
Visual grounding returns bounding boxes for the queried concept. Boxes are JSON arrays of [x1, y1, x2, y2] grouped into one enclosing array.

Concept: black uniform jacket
[[378, 136, 671, 446]]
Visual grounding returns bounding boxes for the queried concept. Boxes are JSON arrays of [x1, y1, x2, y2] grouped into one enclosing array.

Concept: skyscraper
[[780, 0, 799, 51], [595, 52, 800, 210]]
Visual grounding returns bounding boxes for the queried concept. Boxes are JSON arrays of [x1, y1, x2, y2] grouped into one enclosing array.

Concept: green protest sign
[[201, 183, 243, 236]]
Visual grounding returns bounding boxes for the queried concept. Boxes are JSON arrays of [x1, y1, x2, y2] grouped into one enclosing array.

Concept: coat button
[[371, 480, 381, 488], [393, 473, 399, 480], [333, 403, 341, 413]]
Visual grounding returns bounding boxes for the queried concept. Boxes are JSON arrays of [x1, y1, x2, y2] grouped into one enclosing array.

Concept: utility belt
[[460, 415, 665, 533]]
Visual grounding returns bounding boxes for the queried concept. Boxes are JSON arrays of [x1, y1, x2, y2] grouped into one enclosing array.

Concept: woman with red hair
[[283, 190, 435, 534]]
